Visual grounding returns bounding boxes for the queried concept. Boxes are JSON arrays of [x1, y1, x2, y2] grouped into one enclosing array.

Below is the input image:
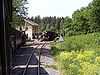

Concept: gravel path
[[39, 42, 61, 75]]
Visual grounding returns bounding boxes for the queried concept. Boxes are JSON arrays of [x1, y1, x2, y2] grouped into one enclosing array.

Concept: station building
[[16, 19, 39, 39]]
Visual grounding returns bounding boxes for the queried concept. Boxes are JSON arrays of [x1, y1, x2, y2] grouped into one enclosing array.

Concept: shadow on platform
[[11, 46, 50, 75]]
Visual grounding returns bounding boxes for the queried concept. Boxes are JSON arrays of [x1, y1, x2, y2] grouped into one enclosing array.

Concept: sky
[[27, 0, 92, 18]]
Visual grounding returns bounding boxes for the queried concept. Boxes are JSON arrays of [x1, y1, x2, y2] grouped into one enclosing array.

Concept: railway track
[[37, 44, 45, 75], [22, 43, 45, 75], [12, 42, 46, 75]]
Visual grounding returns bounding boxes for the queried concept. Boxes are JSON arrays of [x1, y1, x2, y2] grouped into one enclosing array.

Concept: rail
[[22, 44, 40, 75], [38, 43, 45, 75], [22, 43, 45, 75]]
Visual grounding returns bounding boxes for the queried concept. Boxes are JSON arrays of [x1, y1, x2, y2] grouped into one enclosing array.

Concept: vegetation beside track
[[51, 33, 100, 75]]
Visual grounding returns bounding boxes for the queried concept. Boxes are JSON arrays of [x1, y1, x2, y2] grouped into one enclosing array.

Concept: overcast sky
[[27, 0, 92, 18]]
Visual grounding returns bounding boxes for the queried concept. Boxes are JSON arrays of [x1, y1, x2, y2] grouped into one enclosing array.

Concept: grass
[[51, 32, 100, 75], [44, 64, 58, 70]]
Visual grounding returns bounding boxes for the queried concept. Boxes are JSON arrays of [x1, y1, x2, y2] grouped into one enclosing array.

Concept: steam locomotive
[[40, 31, 58, 41]]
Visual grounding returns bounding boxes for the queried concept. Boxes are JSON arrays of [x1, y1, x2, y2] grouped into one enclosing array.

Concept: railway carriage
[[10, 27, 28, 50]]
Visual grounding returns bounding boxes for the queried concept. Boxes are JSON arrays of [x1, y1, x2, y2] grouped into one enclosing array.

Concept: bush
[[55, 51, 100, 75], [51, 33, 100, 75]]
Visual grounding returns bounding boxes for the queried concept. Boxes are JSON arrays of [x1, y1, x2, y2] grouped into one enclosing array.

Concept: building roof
[[24, 19, 39, 26]]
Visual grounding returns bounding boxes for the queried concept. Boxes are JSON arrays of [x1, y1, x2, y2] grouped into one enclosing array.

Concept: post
[[0, 0, 12, 75]]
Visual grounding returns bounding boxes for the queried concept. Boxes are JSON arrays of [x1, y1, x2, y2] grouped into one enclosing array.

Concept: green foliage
[[12, 0, 28, 27], [72, 7, 91, 33], [31, 16, 73, 36], [50, 26, 56, 31], [71, 0, 100, 33], [51, 33, 100, 75], [90, 0, 100, 31]]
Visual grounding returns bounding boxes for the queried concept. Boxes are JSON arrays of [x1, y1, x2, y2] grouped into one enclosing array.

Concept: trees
[[90, 0, 100, 32], [31, 16, 72, 35], [63, 16, 72, 34], [72, 7, 90, 34], [33, 15, 41, 25], [30, 0, 100, 36], [12, 0, 28, 27], [71, 0, 100, 33]]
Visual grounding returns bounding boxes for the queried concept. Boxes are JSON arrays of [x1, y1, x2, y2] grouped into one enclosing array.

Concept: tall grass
[[51, 32, 100, 75]]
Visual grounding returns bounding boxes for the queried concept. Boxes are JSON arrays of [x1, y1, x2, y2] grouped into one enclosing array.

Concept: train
[[10, 27, 28, 52], [39, 31, 58, 41]]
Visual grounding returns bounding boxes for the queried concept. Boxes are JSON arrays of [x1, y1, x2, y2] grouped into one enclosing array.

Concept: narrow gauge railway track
[[38, 43, 45, 75], [22, 43, 45, 75]]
